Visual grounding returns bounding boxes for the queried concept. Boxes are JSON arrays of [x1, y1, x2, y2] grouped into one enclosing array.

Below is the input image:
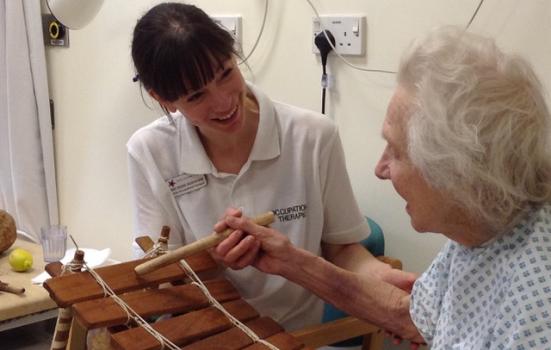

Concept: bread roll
[[0, 210, 17, 254]]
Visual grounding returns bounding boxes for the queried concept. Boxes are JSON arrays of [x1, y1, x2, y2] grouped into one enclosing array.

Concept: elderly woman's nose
[[375, 158, 389, 180]]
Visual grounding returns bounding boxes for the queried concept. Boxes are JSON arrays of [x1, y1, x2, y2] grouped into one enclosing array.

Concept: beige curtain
[[0, 0, 58, 242]]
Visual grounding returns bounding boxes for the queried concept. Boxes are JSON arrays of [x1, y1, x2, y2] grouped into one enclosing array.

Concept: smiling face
[[154, 57, 249, 139], [375, 87, 465, 236]]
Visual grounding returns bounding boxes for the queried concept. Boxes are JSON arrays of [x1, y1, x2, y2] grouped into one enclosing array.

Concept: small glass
[[40, 225, 67, 262]]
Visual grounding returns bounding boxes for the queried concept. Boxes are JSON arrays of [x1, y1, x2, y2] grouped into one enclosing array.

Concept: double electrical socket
[[312, 16, 366, 56]]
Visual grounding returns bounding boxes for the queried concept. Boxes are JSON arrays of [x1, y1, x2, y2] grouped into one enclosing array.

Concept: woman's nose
[[210, 89, 232, 111], [375, 158, 389, 180]]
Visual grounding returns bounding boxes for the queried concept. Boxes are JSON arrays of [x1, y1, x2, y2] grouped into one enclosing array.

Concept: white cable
[[305, 0, 396, 74], [306, 0, 486, 73], [239, 0, 269, 64]]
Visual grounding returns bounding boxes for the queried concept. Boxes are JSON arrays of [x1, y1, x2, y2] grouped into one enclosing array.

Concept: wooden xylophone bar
[[43, 251, 314, 350]]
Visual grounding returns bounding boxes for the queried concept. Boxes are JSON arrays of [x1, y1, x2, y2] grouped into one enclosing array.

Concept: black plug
[[315, 30, 336, 115], [315, 30, 336, 67]]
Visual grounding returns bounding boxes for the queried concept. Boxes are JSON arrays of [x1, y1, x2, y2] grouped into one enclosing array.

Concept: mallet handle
[[0, 282, 25, 295], [135, 211, 275, 275]]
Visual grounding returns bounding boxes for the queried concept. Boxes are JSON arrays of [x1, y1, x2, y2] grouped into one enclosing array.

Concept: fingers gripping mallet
[[134, 211, 275, 275]]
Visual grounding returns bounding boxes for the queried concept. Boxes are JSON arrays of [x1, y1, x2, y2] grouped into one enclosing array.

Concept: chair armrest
[[296, 255, 402, 348], [377, 256, 402, 270], [291, 316, 379, 348]]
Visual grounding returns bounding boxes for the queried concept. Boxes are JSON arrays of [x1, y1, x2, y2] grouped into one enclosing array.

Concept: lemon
[[9, 248, 33, 272]]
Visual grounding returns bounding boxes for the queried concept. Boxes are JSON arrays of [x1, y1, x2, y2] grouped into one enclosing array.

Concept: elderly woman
[[375, 26, 551, 348], [216, 26, 551, 348]]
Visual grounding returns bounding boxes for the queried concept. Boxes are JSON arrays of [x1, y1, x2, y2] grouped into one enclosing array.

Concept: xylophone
[[43, 213, 391, 350], [44, 249, 316, 350]]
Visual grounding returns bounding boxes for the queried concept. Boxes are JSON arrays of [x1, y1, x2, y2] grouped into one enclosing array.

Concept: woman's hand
[[212, 209, 295, 274], [210, 208, 262, 270], [226, 215, 295, 275]]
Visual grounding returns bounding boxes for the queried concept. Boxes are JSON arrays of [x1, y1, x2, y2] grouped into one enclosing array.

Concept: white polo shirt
[[127, 83, 370, 331]]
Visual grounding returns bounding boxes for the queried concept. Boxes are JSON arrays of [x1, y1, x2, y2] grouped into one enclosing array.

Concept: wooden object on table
[[0, 280, 25, 295], [134, 212, 275, 276], [43, 250, 313, 350]]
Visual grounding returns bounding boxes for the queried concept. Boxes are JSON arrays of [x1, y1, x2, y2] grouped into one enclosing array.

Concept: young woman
[[127, 2, 414, 331]]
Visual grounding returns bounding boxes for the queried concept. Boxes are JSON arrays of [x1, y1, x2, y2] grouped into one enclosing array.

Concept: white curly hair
[[397, 26, 551, 232]]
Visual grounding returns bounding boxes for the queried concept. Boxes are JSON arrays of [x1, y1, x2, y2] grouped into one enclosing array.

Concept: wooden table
[[0, 238, 57, 331]]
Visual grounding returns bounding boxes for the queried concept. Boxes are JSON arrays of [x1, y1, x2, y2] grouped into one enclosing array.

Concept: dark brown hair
[[131, 2, 236, 102]]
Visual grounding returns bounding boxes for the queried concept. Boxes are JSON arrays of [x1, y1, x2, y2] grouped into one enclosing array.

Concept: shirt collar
[[178, 82, 280, 175], [247, 82, 280, 161]]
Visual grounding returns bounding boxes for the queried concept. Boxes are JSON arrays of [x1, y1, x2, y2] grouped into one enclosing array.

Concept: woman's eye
[[221, 68, 233, 79], [186, 92, 203, 102]]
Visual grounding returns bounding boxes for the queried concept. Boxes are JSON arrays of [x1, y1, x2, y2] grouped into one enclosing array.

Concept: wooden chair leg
[[50, 308, 73, 349], [362, 329, 385, 350], [67, 317, 88, 350]]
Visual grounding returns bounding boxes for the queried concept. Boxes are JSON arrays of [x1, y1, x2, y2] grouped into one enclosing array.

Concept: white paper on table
[[32, 248, 112, 284]]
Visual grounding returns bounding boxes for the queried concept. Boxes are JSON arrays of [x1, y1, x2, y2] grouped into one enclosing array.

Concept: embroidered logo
[[273, 204, 307, 222]]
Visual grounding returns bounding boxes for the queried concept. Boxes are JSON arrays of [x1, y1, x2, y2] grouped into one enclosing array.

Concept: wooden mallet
[[0, 280, 25, 295], [134, 211, 275, 275]]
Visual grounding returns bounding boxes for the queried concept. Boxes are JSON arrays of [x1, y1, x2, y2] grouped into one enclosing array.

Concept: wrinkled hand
[[210, 208, 262, 270], [380, 268, 418, 293], [384, 330, 425, 350], [385, 294, 426, 347]]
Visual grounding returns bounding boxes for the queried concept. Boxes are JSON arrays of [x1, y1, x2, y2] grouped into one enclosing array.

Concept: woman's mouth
[[212, 105, 239, 124]]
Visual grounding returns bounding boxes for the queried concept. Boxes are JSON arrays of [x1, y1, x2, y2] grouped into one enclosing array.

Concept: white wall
[[44, 0, 551, 274]]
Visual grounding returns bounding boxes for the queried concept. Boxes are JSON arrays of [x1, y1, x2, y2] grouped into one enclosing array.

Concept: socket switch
[[312, 16, 365, 56]]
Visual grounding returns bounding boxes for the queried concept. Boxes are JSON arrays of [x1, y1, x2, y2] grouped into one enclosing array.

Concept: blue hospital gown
[[410, 204, 551, 349]]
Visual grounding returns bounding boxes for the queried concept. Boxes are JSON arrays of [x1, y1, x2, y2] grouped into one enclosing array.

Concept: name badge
[[166, 174, 207, 197]]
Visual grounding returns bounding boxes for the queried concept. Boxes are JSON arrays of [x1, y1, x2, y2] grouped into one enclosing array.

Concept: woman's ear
[[148, 90, 177, 113]]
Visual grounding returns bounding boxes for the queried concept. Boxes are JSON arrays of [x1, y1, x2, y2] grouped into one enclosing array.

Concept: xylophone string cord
[[179, 259, 281, 350], [142, 236, 280, 348], [82, 262, 180, 350], [78, 235, 280, 350], [143, 242, 168, 258]]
